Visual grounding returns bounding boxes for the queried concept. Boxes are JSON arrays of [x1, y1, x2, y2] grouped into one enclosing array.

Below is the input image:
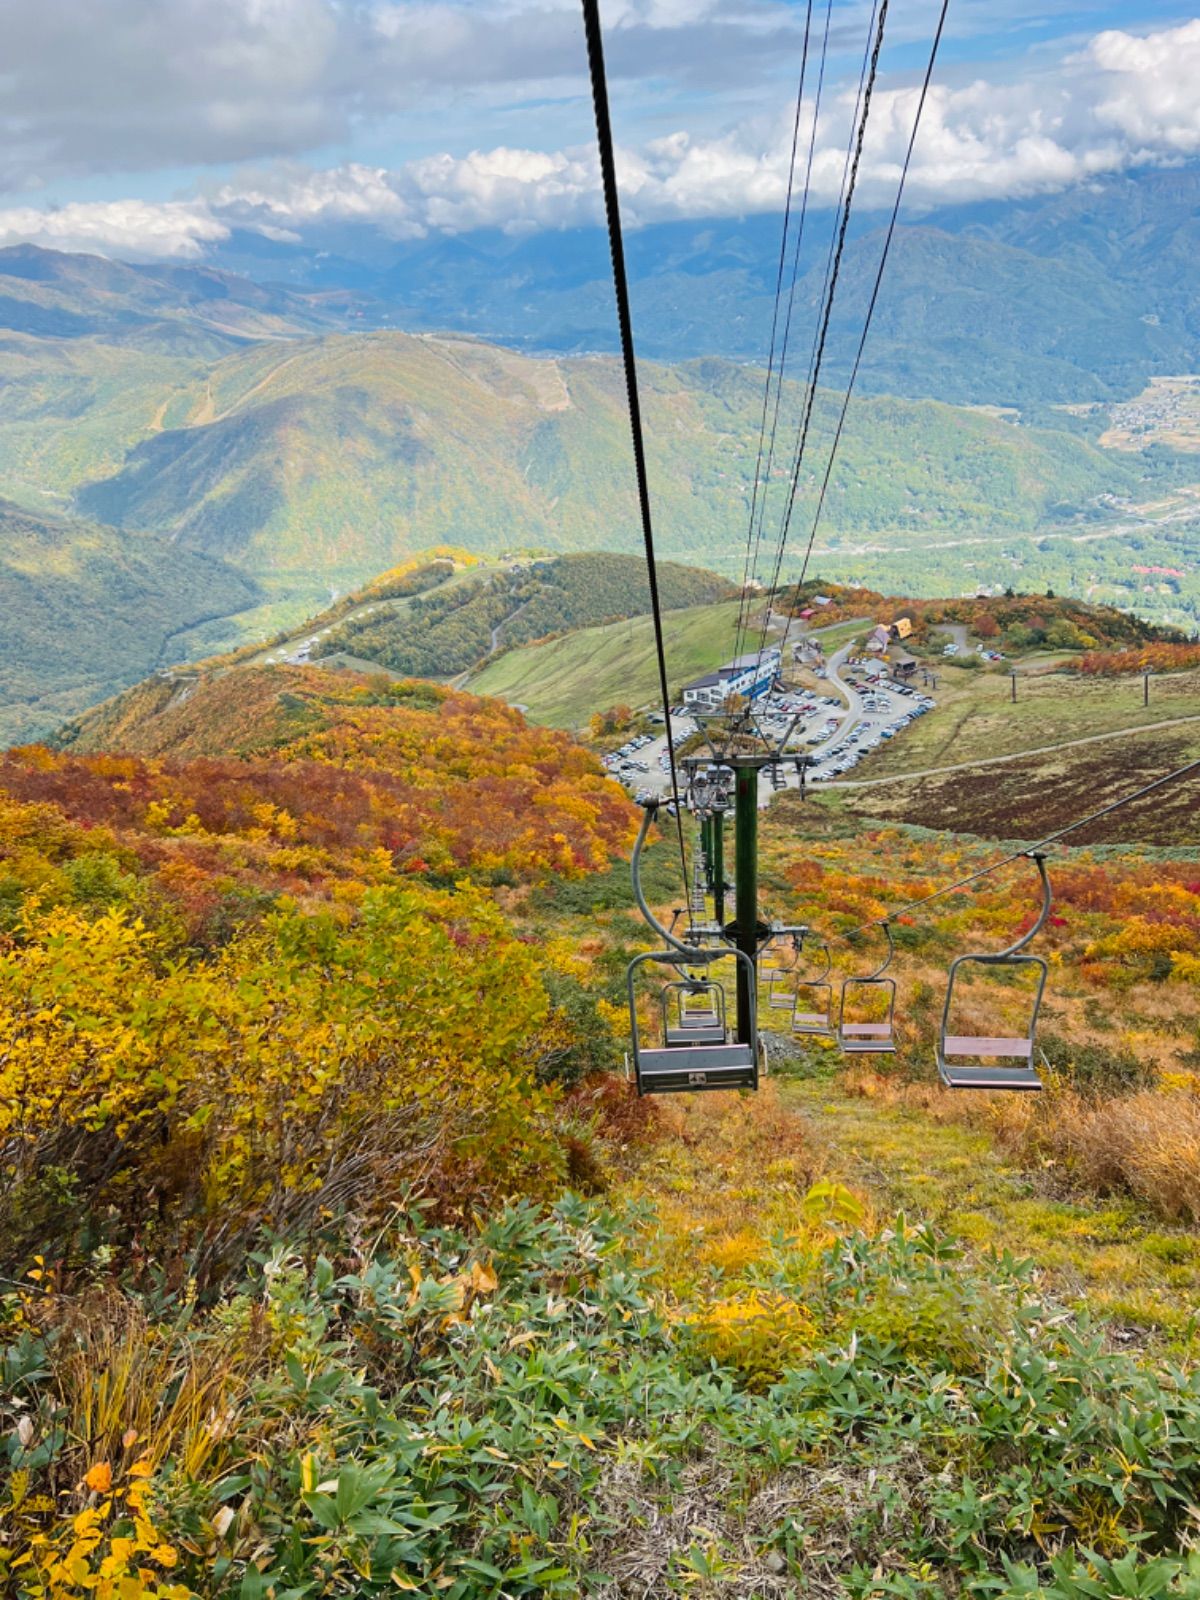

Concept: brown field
[[831, 729, 1200, 846]]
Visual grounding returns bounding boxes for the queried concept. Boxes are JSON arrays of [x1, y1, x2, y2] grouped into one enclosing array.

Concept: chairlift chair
[[936, 854, 1050, 1092], [791, 938, 835, 1038], [662, 975, 727, 1046], [766, 937, 802, 1010], [627, 947, 759, 1096], [838, 922, 897, 1054]]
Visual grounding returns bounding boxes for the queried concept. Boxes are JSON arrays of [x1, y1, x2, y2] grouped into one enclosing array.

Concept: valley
[[3, 233, 1200, 749]]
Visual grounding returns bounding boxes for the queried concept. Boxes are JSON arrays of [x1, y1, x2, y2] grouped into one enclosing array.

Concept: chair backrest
[[936, 952, 1047, 1090], [837, 975, 897, 1051]]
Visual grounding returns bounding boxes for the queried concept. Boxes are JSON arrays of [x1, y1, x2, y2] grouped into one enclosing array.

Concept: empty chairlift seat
[[766, 938, 801, 1010], [937, 854, 1050, 1092], [627, 947, 759, 1096], [838, 922, 897, 1054], [791, 938, 835, 1038], [663, 975, 727, 1045]]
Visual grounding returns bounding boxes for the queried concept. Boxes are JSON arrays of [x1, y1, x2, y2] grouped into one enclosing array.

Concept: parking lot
[[600, 643, 936, 804]]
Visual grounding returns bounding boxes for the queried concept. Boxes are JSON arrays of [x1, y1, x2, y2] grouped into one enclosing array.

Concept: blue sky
[[1, 0, 1197, 258]]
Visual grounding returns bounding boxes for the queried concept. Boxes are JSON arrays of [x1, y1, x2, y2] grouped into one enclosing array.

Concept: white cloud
[[2, 15, 1200, 258], [0, 200, 229, 260], [1088, 19, 1200, 157], [0, 0, 799, 192]]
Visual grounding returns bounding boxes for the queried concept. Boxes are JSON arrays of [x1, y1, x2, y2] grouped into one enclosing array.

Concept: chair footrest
[[939, 1063, 1042, 1091], [636, 1044, 757, 1095]]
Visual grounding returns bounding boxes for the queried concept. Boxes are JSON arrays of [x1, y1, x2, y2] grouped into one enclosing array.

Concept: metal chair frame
[[791, 938, 835, 1037], [661, 976, 727, 1046], [838, 922, 897, 1054], [936, 854, 1051, 1092], [627, 947, 759, 1097]]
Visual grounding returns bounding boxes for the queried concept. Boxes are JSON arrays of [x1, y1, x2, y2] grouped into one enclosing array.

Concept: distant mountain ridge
[[6, 164, 1200, 405], [193, 165, 1200, 406], [0, 243, 365, 355]]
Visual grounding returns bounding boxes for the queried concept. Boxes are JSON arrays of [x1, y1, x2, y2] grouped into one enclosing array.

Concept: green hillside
[[318, 551, 734, 677], [0, 498, 261, 745], [68, 336, 1144, 589], [0, 324, 1145, 605], [465, 597, 750, 728]]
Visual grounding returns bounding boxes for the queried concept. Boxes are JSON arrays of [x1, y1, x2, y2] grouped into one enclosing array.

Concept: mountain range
[[197, 165, 1200, 408], [3, 162, 1200, 743]]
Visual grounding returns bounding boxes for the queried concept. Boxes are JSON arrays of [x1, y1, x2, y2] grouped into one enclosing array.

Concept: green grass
[[776, 1068, 1200, 1351], [465, 597, 747, 728], [853, 658, 1200, 778]]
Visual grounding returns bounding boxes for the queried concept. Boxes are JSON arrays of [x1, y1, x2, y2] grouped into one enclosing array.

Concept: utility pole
[[1144, 671, 1150, 708], [1011, 671, 1017, 703]]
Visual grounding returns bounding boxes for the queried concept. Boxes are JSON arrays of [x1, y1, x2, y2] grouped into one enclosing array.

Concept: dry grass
[[1030, 1088, 1200, 1224], [843, 1065, 1200, 1226]]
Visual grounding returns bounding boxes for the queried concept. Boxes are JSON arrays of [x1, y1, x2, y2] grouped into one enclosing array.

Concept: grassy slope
[[466, 597, 746, 727], [853, 660, 1200, 777], [628, 1079, 1200, 1353], [825, 657, 1200, 844]]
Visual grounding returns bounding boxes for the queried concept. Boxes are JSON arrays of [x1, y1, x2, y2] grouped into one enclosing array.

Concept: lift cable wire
[[776, 0, 951, 667], [754, 0, 889, 673], [580, 0, 694, 924], [732, 0, 817, 664], [734, 0, 835, 666], [831, 753, 1200, 946], [749, 0, 878, 667]]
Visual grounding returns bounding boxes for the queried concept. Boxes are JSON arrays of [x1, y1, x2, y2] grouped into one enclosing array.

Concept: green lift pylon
[[711, 806, 725, 930], [722, 756, 774, 1045]]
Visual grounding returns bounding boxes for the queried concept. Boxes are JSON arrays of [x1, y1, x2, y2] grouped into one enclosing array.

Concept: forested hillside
[[316, 552, 733, 677], [0, 497, 260, 745]]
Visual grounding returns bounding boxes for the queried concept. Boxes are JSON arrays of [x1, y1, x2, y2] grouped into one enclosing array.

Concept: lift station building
[[681, 648, 782, 711]]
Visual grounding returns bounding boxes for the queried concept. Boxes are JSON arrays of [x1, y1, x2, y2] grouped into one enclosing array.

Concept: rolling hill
[[0, 497, 261, 745], [0, 243, 363, 353], [13, 331, 1145, 593], [314, 551, 735, 678]]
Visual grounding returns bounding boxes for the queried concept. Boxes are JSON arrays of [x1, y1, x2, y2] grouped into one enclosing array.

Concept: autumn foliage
[[1076, 641, 1200, 675], [0, 666, 639, 1274]]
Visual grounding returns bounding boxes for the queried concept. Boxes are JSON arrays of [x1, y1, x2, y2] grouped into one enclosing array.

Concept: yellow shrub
[[685, 1293, 816, 1388], [5, 1460, 189, 1600], [0, 881, 566, 1267]]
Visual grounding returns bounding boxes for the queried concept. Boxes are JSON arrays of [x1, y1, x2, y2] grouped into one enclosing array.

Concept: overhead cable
[[754, 0, 889, 671], [580, 0, 693, 918], [776, 0, 952, 665], [733, 0, 818, 663]]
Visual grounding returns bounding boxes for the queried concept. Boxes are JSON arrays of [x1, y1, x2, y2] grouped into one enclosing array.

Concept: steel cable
[[581, 0, 693, 921]]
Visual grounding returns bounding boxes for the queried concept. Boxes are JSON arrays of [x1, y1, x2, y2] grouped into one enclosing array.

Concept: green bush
[[1040, 1031, 1158, 1099]]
